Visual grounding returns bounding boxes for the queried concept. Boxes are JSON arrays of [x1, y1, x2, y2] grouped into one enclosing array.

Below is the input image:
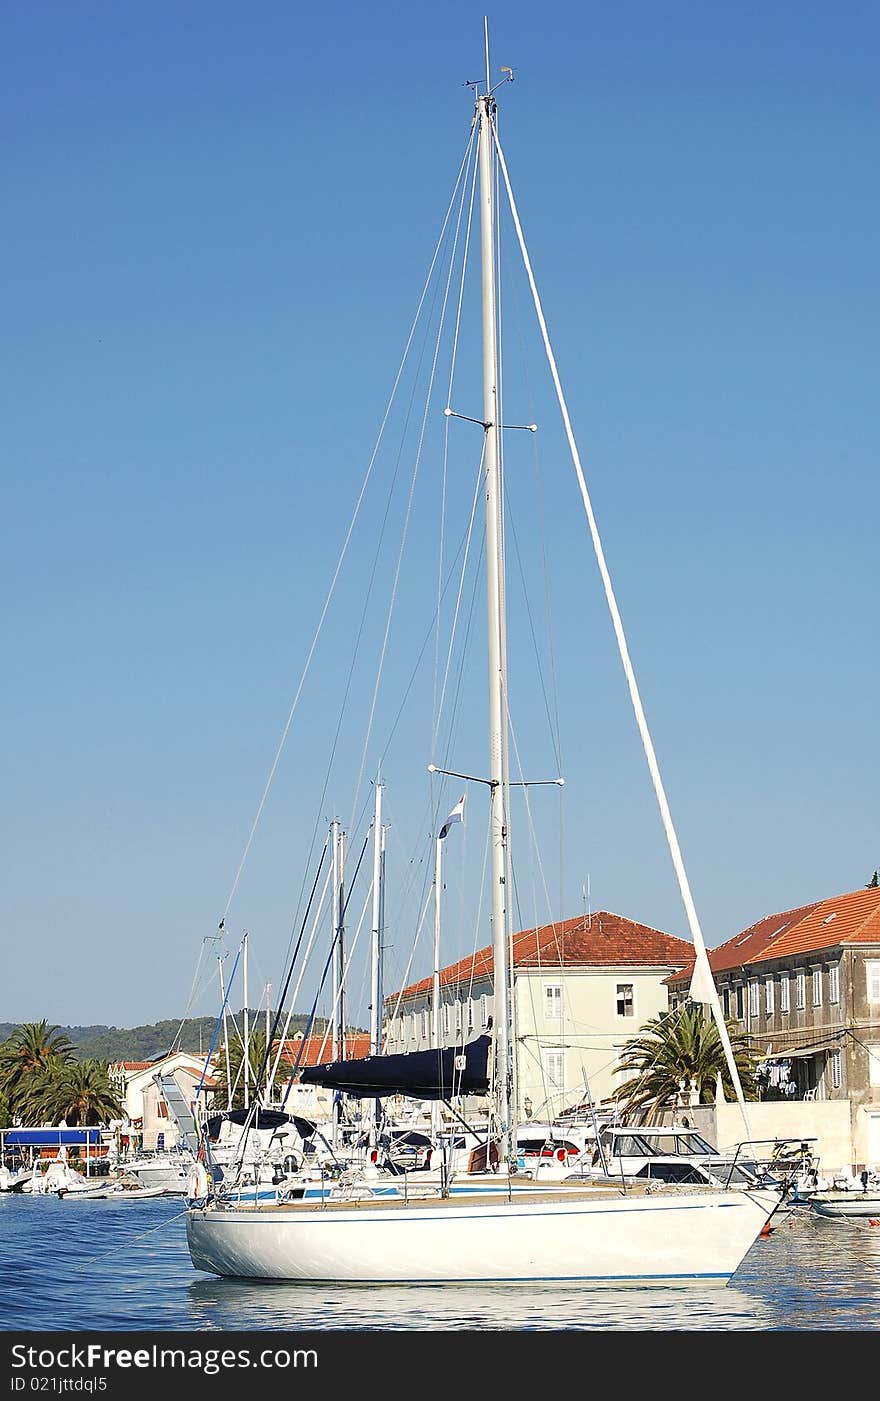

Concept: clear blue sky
[[2, 2, 878, 1032]]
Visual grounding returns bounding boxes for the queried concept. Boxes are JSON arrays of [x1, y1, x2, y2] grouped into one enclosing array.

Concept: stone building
[[667, 884, 880, 1171]]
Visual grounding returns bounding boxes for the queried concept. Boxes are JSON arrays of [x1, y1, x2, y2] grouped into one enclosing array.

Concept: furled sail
[[204, 1106, 292, 1138], [297, 1034, 491, 1100]]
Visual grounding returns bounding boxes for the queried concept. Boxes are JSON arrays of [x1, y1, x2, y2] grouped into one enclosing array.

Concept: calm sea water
[[2, 1194, 879, 1332]]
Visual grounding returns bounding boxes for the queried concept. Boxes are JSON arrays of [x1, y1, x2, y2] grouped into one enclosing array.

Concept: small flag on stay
[[439, 794, 466, 840]]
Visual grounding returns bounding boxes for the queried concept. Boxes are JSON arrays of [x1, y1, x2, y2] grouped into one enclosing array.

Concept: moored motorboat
[[116, 1146, 195, 1194], [59, 1179, 168, 1200], [0, 1164, 32, 1193], [809, 1183, 880, 1219]]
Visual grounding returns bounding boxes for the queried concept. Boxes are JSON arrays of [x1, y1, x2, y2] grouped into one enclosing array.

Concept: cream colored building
[[384, 911, 694, 1119], [109, 1051, 218, 1151]]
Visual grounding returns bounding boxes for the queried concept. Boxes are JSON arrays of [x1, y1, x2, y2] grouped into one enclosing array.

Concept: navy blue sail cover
[[204, 1106, 291, 1138], [297, 1035, 492, 1100]]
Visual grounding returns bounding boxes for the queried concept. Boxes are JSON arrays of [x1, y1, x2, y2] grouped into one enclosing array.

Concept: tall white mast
[[477, 74, 513, 1161], [430, 831, 444, 1140], [369, 780, 385, 1143], [431, 833, 443, 1053], [330, 818, 341, 1061], [369, 781, 385, 1057], [218, 956, 232, 1111], [265, 983, 272, 1104], [329, 818, 343, 1150], [242, 931, 249, 1110]]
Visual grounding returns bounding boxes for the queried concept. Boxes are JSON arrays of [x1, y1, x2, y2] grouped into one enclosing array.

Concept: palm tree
[[613, 1003, 758, 1121], [0, 1021, 74, 1115], [212, 1028, 270, 1110], [18, 1059, 123, 1127]]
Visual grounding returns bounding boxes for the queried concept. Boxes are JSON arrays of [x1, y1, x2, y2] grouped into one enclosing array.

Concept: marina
[[1, 1193, 879, 1330], [3, 6, 878, 1348]]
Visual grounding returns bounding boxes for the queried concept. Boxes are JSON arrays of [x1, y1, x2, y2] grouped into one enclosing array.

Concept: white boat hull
[[61, 1183, 169, 1200], [123, 1160, 193, 1193], [810, 1192, 880, 1219], [186, 1185, 779, 1285]]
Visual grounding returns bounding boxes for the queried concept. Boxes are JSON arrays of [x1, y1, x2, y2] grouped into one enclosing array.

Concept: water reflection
[[3, 1195, 879, 1331], [185, 1211, 880, 1332], [186, 1274, 771, 1330]]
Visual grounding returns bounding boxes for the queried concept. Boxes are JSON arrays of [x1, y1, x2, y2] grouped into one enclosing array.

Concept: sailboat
[[185, 34, 786, 1286]]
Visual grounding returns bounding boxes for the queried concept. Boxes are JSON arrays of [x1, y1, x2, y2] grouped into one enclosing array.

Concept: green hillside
[[0, 1013, 324, 1064]]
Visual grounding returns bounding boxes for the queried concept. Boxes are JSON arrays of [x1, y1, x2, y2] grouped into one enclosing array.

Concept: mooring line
[[70, 1206, 192, 1270]]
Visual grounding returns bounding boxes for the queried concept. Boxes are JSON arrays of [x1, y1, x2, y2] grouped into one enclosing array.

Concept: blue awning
[[2, 1128, 103, 1146]]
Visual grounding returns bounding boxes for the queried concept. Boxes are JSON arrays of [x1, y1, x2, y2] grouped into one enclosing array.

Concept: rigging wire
[[262, 127, 479, 1041], [213, 125, 478, 944], [315, 450, 485, 1037], [434, 127, 480, 758], [165, 935, 226, 1057], [492, 121, 751, 1129], [347, 146, 475, 843], [306, 881, 374, 1069], [266, 861, 334, 1092], [243, 840, 329, 1108], [278, 833, 371, 1109]]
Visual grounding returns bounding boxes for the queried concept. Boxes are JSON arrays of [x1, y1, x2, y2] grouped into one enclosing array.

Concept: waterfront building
[[667, 884, 880, 1172], [109, 1050, 217, 1151], [384, 912, 694, 1119]]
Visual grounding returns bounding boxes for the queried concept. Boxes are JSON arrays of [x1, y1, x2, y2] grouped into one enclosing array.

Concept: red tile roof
[[669, 886, 880, 983], [389, 912, 694, 1001], [275, 1034, 371, 1070], [110, 1054, 213, 1074], [768, 886, 880, 958], [670, 900, 825, 981]]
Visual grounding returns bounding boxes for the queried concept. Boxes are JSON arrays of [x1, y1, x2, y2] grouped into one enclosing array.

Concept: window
[[868, 1046, 880, 1089], [441, 1004, 449, 1038], [467, 998, 474, 1032], [867, 962, 880, 1004], [748, 981, 760, 1016], [636, 1163, 709, 1185], [455, 1000, 462, 1037], [780, 975, 790, 1014], [829, 1051, 842, 1090], [480, 993, 489, 1028], [812, 968, 823, 1009], [723, 987, 730, 1018], [829, 964, 839, 1005], [765, 977, 775, 1015], [735, 985, 744, 1020], [421, 1008, 428, 1040], [616, 984, 634, 1018], [545, 984, 563, 1021], [543, 1049, 565, 1090], [796, 971, 806, 1010]]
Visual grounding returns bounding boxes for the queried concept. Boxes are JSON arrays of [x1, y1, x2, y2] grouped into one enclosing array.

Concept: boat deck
[[210, 1178, 756, 1213]]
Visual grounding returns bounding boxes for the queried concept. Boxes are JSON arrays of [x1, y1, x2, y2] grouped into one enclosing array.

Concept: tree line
[[0, 1022, 122, 1129]]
